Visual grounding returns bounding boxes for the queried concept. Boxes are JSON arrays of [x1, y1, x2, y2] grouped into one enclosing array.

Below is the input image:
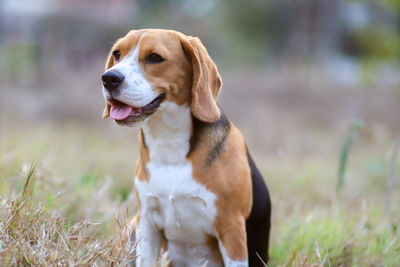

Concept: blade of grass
[[337, 120, 364, 194], [18, 163, 36, 206], [385, 135, 400, 222], [4, 163, 36, 230]]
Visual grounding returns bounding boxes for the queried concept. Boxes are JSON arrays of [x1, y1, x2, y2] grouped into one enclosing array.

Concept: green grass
[[270, 207, 400, 266], [1, 122, 399, 266]]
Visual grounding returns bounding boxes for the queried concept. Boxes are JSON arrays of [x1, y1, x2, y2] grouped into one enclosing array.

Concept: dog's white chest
[[135, 161, 217, 243]]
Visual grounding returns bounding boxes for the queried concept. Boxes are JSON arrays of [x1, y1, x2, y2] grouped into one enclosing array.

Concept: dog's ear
[[102, 103, 111, 119], [179, 36, 222, 123], [102, 49, 115, 118]]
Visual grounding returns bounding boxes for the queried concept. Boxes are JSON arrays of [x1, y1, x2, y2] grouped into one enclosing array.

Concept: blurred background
[[1, 0, 400, 265], [1, 0, 400, 148]]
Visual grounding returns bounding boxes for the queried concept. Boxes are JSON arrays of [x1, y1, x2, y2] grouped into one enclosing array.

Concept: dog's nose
[[102, 70, 125, 91]]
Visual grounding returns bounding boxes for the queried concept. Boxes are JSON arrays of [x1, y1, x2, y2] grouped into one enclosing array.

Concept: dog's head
[[101, 29, 222, 126]]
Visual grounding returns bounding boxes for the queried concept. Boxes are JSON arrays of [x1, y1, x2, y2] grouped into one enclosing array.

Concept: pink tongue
[[110, 104, 133, 120]]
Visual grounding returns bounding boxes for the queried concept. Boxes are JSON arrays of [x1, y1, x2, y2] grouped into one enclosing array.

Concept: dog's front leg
[[135, 217, 162, 267], [216, 216, 249, 267]]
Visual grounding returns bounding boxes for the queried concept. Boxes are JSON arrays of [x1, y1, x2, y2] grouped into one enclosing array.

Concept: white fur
[[135, 103, 221, 267], [103, 34, 158, 108], [142, 102, 192, 164]]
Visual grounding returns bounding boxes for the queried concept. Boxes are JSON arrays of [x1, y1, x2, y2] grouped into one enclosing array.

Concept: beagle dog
[[102, 29, 271, 267]]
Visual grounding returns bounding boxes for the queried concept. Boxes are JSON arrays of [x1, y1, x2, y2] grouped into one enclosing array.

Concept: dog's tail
[[246, 151, 272, 266]]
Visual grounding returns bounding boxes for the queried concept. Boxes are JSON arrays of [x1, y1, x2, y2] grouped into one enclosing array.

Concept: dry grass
[[0, 164, 135, 266]]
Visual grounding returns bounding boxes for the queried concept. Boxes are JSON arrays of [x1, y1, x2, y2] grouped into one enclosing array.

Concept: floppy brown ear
[[179, 36, 222, 123], [102, 104, 111, 119], [102, 50, 115, 118]]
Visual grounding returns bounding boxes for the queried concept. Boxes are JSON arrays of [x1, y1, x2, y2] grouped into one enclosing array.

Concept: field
[[1, 69, 400, 266]]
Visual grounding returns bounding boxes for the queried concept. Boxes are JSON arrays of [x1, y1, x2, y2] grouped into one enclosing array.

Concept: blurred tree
[[339, 0, 400, 81], [2, 0, 399, 74], [116, 0, 400, 66]]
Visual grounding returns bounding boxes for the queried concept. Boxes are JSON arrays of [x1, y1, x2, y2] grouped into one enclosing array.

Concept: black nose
[[102, 70, 125, 91]]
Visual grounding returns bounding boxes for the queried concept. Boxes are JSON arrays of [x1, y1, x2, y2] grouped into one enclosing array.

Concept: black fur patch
[[245, 149, 271, 266], [189, 110, 231, 166]]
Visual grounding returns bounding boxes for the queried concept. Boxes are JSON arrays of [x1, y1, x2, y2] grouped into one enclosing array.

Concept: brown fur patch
[[188, 121, 252, 261], [138, 31, 193, 107], [136, 129, 150, 182], [179, 36, 222, 122]]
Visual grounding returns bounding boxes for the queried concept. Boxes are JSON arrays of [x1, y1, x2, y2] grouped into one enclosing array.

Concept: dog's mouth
[[108, 93, 166, 123]]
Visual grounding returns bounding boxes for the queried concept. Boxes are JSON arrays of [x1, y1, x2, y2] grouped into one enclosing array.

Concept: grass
[[0, 165, 134, 266], [1, 122, 399, 266]]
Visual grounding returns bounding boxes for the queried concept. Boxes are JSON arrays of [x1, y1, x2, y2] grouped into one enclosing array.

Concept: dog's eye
[[145, 53, 165, 64], [112, 50, 121, 61]]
